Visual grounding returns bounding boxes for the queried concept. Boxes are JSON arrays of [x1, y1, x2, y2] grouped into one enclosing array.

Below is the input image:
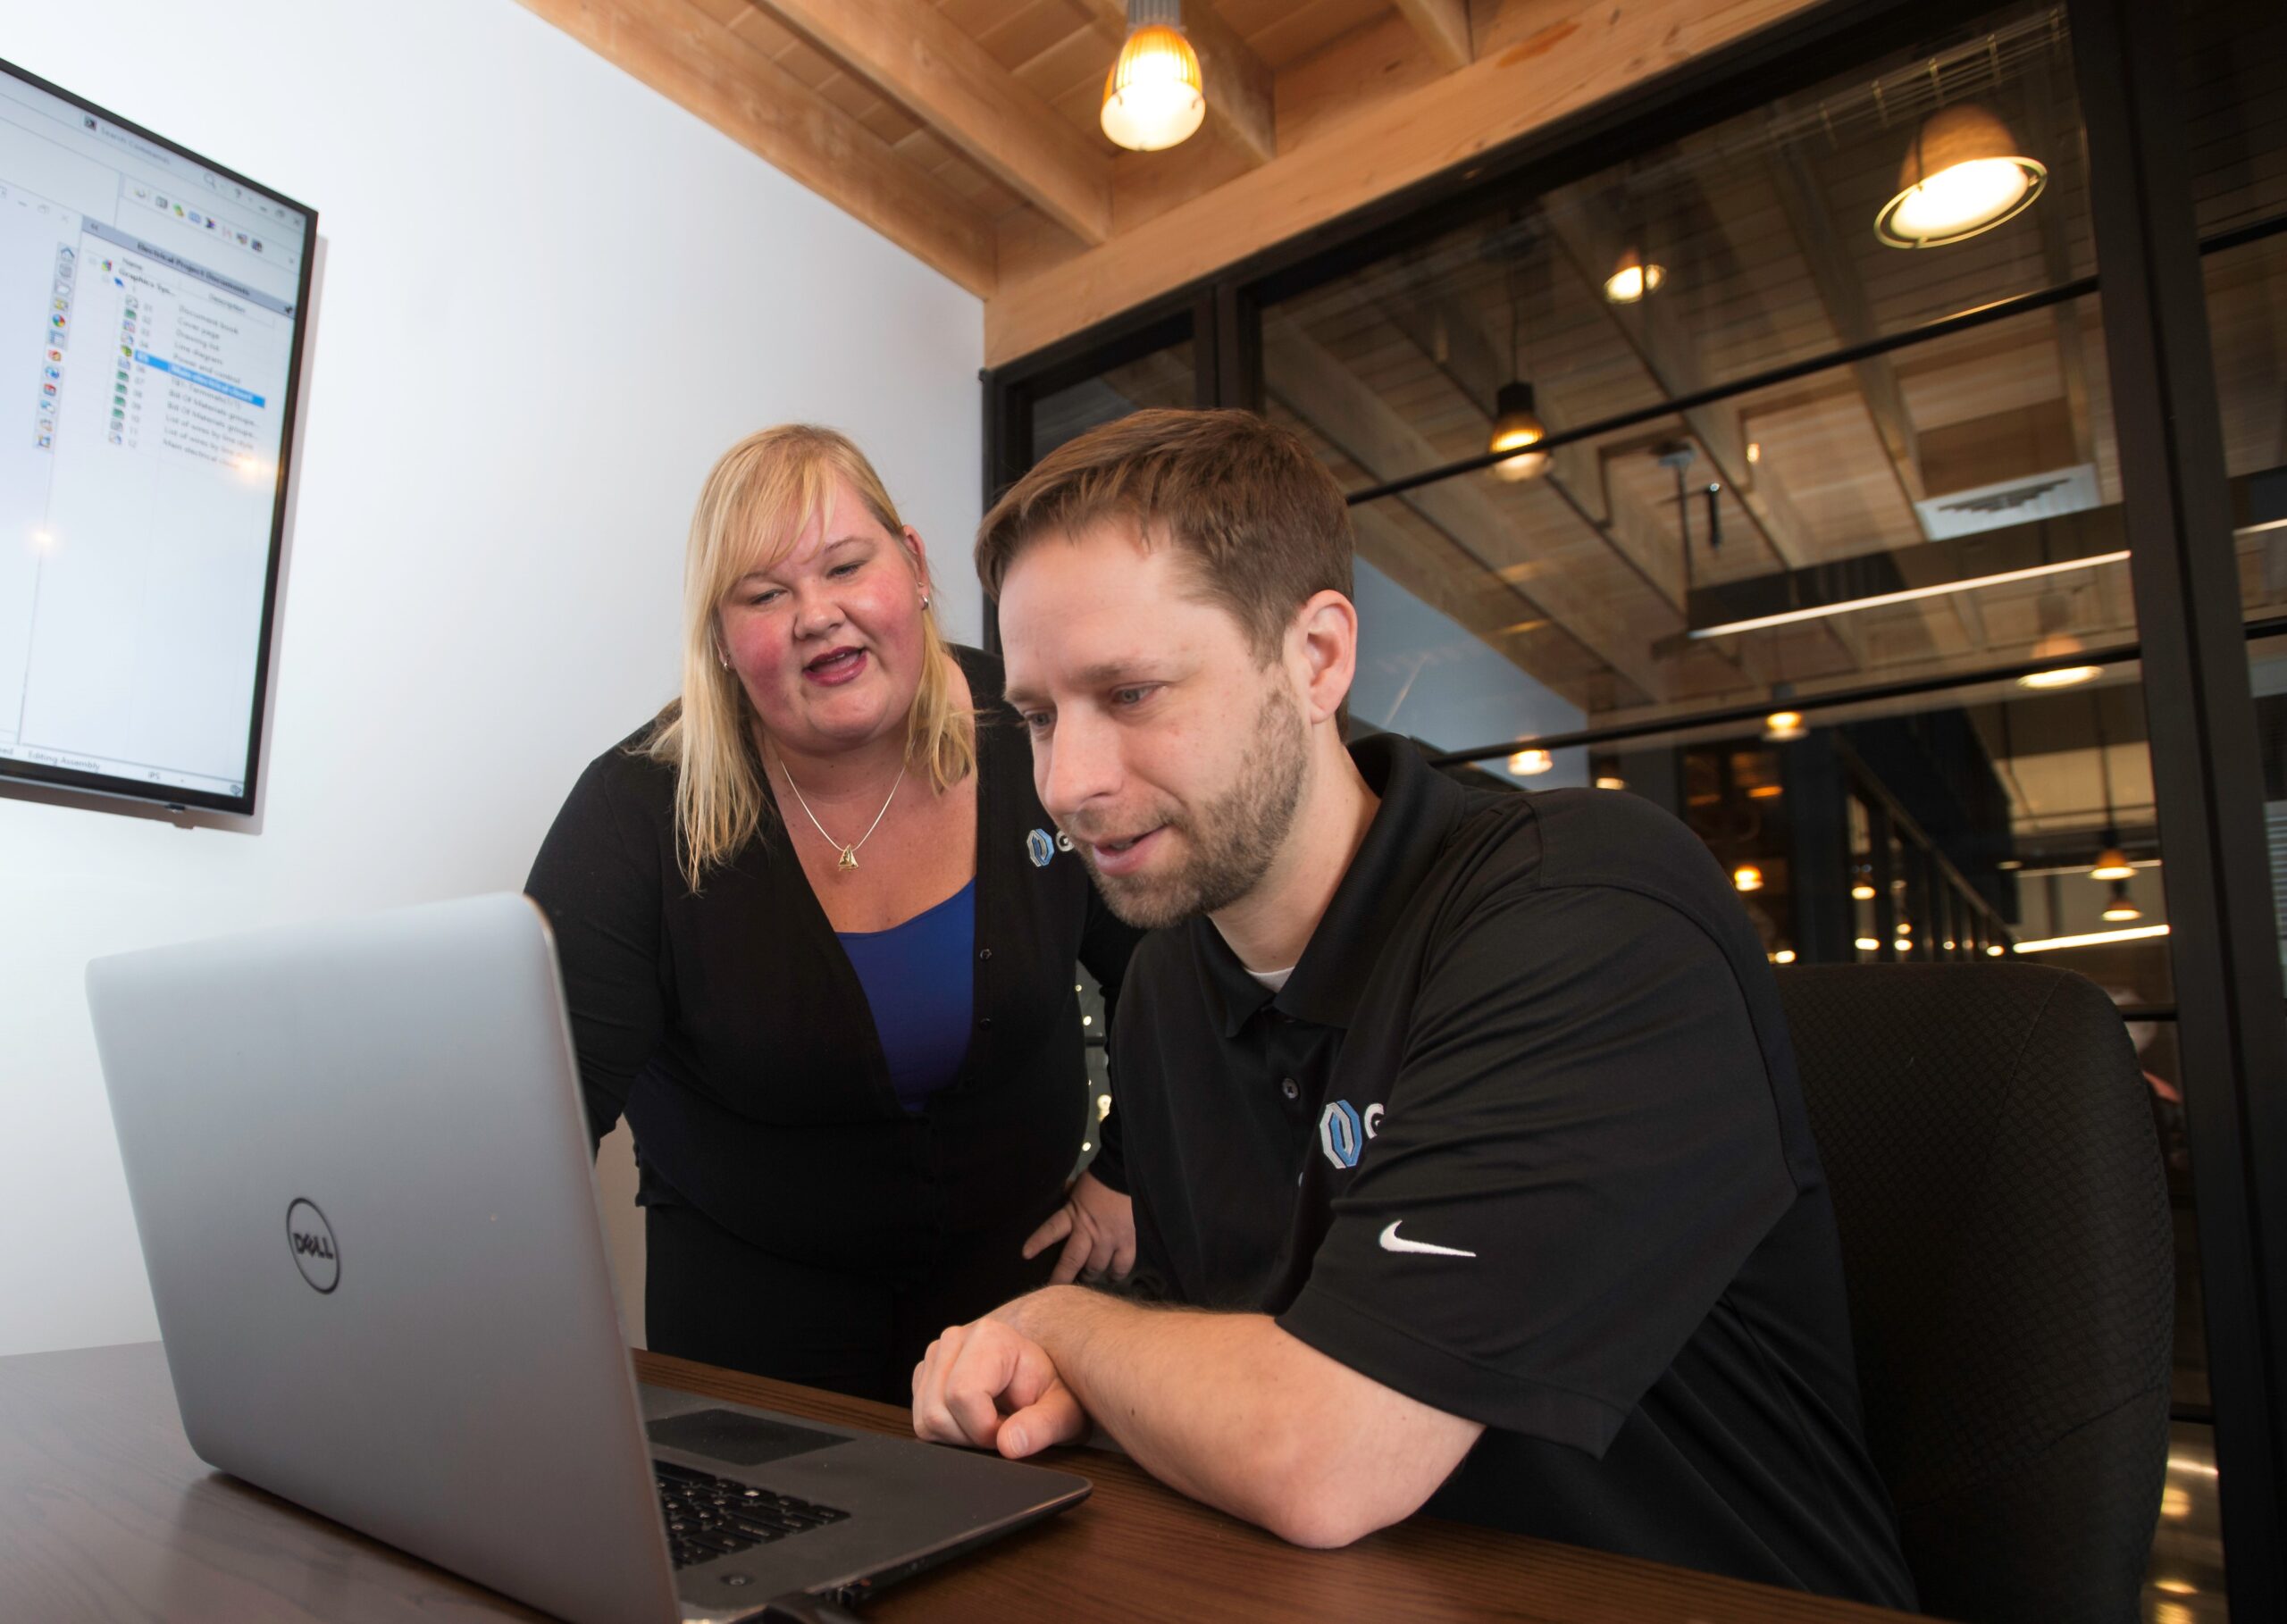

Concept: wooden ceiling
[[515, 0, 1824, 364]]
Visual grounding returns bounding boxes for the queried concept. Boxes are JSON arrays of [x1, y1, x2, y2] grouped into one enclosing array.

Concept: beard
[[1074, 685, 1310, 931]]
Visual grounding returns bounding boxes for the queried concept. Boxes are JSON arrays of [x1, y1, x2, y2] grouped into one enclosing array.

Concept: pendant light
[[2088, 697, 2134, 881], [1876, 102, 2046, 248], [1489, 383, 1548, 481], [1604, 245, 1666, 305], [2019, 582, 2100, 688], [1603, 173, 1667, 303], [1487, 238, 1549, 481], [1102, 0, 1205, 153], [2101, 879, 2142, 923]]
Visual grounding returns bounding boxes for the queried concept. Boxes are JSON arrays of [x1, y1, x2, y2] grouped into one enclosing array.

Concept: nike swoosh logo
[[1378, 1221, 1476, 1258]]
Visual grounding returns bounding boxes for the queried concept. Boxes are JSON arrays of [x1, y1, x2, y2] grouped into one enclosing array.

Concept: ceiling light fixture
[[2019, 665, 2102, 689], [2013, 924, 2171, 953], [1772, 948, 1797, 964], [2019, 584, 2099, 688], [1688, 550, 2130, 640], [2101, 880, 2142, 923], [1101, 0, 1205, 153], [1764, 709, 1805, 741], [1507, 748, 1554, 775], [1487, 229, 1552, 482], [1856, 937, 1882, 951], [1595, 774, 1627, 791], [1603, 245, 1665, 304], [1875, 102, 2047, 249], [1488, 381, 1549, 481], [1734, 865, 1764, 892], [2089, 698, 2135, 882]]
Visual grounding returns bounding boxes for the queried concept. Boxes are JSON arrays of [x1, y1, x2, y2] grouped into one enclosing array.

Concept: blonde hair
[[645, 424, 974, 892]]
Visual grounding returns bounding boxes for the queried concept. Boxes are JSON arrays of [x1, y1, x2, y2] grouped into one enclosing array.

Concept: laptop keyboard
[[653, 1458, 850, 1570]]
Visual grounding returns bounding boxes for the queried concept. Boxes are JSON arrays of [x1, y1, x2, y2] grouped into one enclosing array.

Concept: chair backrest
[[1774, 963, 2173, 1624]]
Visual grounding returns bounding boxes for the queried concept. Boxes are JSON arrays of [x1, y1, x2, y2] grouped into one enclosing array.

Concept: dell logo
[[285, 1198, 339, 1293]]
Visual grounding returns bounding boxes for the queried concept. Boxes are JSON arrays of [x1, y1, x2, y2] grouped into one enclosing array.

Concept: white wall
[[0, 0, 983, 1357]]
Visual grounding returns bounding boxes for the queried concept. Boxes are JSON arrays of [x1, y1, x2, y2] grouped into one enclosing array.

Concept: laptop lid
[[87, 893, 680, 1624]]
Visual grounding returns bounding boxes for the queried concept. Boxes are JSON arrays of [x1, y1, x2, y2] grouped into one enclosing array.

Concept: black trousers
[[643, 1196, 1057, 1407]]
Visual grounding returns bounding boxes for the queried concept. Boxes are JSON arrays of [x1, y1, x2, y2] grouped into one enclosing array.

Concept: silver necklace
[[773, 751, 907, 874]]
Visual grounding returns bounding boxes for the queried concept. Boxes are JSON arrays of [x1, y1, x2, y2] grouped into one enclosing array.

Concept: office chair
[[1774, 962, 2174, 1624]]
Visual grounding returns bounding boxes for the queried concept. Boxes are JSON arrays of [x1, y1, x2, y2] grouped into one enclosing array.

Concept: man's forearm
[[1001, 1286, 1372, 1544]]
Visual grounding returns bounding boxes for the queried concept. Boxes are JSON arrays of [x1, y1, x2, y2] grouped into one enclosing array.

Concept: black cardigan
[[525, 647, 1139, 1273]]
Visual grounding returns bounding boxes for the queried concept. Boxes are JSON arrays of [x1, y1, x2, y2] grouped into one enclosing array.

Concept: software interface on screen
[[0, 71, 307, 804]]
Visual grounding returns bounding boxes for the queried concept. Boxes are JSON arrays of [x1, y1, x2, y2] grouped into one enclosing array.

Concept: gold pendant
[[837, 846, 859, 873]]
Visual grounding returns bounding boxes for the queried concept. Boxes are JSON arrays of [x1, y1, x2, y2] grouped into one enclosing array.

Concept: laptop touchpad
[[647, 1409, 849, 1468]]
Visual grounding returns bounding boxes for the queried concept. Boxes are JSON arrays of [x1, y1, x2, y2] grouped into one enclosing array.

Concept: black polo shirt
[[1107, 735, 1916, 1608]]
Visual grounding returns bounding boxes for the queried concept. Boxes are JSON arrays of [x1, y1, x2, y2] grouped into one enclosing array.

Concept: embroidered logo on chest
[[1317, 1100, 1385, 1168]]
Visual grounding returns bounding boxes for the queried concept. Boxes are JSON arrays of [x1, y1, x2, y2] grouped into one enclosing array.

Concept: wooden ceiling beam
[[515, 0, 995, 295], [747, 0, 1115, 246], [1541, 183, 1868, 672], [986, 0, 1825, 365], [1767, 145, 1928, 509], [1392, 0, 1474, 71], [1762, 144, 1995, 657], [1079, 0, 1278, 165], [1370, 286, 1677, 606], [1263, 315, 1666, 704]]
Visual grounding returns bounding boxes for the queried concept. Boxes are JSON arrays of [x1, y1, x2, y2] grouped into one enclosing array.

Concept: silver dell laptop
[[85, 892, 1087, 1624]]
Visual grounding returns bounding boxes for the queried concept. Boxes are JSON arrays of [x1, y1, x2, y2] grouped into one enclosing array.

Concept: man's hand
[[911, 1314, 1088, 1460], [1020, 1169, 1135, 1284]]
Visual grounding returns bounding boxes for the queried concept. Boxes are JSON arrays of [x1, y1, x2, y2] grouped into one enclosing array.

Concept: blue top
[[836, 880, 976, 1114]]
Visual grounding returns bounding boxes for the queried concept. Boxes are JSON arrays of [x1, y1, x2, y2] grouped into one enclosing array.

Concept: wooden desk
[[0, 1343, 1923, 1622]]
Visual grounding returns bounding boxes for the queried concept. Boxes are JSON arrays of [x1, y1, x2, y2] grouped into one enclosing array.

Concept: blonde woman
[[527, 426, 1139, 1403]]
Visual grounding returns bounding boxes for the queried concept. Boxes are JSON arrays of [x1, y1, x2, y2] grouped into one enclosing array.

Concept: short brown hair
[[976, 408, 1353, 659]]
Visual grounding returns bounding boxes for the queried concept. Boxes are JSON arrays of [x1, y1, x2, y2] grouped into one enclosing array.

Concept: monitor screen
[[0, 60, 314, 814]]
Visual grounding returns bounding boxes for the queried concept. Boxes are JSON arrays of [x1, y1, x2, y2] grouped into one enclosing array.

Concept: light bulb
[[1507, 748, 1554, 775], [1488, 381, 1549, 481], [1603, 247, 1666, 304], [1101, 23, 1205, 152], [2019, 666, 2101, 690], [1876, 104, 2047, 248]]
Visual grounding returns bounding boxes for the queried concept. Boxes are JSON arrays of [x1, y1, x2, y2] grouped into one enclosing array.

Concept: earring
[[919, 590, 932, 611]]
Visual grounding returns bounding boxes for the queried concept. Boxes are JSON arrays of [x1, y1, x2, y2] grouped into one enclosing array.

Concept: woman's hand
[[1021, 1170, 1135, 1285]]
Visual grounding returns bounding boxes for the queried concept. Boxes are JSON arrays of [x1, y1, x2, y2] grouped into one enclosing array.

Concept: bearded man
[[910, 408, 1914, 1609]]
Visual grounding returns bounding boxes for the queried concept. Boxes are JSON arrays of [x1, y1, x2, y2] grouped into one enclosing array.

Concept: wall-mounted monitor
[[0, 59, 314, 815]]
